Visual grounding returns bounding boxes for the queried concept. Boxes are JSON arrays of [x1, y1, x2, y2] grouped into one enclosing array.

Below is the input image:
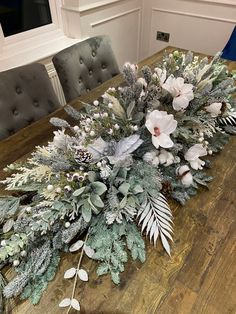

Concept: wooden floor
[[1, 47, 236, 313]]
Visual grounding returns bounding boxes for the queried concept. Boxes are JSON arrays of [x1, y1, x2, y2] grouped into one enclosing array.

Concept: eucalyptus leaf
[[64, 268, 76, 279], [84, 245, 95, 258], [90, 182, 107, 195], [78, 269, 88, 282], [90, 194, 104, 208], [127, 101, 135, 119], [73, 187, 86, 197], [82, 204, 92, 223], [118, 182, 130, 195], [59, 298, 71, 308], [69, 240, 84, 252], [71, 298, 80, 311]]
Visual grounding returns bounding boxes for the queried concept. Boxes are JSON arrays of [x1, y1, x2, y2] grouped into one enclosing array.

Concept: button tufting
[[102, 64, 107, 69], [78, 79, 82, 83], [16, 87, 22, 94], [80, 58, 83, 64], [86, 88, 90, 92], [98, 81, 102, 84], [92, 51, 96, 57], [13, 109, 18, 116], [34, 100, 39, 107], [89, 70, 93, 75]]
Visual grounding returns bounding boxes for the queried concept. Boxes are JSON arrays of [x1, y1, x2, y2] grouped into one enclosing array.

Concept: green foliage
[[87, 216, 145, 284], [208, 132, 230, 152], [20, 252, 60, 305], [0, 197, 20, 224]]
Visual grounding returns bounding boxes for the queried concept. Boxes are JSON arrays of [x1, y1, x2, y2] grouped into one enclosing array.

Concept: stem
[[66, 232, 89, 314]]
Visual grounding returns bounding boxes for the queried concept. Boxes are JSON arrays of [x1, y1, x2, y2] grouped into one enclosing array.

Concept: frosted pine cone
[[74, 149, 93, 163]]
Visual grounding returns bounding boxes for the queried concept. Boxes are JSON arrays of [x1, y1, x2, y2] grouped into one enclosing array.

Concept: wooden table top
[[1, 47, 236, 314]]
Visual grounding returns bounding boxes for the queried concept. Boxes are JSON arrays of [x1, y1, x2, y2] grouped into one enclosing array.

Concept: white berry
[[21, 250, 27, 257], [73, 125, 79, 132], [90, 131, 95, 136], [108, 103, 113, 108], [93, 100, 99, 106], [13, 260, 20, 267], [1, 240, 6, 247], [47, 184, 54, 192], [55, 187, 62, 194], [65, 222, 70, 228], [25, 206, 32, 213], [114, 124, 120, 130]]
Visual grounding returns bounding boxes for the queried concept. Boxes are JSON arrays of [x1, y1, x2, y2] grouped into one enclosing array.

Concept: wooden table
[[1, 47, 236, 314]]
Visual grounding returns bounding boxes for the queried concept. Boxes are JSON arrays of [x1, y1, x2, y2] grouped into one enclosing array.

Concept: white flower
[[158, 149, 174, 166], [162, 76, 194, 111], [90, 131, 95, 137], [143, 151, 157, 163], [114, 124, 120, 130], [154, 67, 167, 85], [184, 144, 207, 170], [108, 103, 113, 108], [93, 100, 99, 106], [177, 165, 193, 187], [152, 156, 160, 166], [205, 102, 222, 117], [145, 110, 177, 149]]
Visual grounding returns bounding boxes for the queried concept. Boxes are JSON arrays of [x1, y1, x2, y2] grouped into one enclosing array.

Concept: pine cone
[[74, 149, 92, 163]]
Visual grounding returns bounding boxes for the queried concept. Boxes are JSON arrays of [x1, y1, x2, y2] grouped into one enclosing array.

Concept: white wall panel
[[148, 0, 236, 56], [79, 0, 142, 67]]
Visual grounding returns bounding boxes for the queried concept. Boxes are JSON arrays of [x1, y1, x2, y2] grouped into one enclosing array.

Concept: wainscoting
[[148, 0, 236, 56]]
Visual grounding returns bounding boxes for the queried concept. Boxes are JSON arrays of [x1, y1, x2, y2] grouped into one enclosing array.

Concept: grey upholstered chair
[[52, 35, 120, 103], [0, 63, 60, 140]]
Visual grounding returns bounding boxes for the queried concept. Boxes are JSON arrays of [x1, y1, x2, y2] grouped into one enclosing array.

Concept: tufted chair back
[[0, 63, 60, 140], [52, 35, 120, 103]]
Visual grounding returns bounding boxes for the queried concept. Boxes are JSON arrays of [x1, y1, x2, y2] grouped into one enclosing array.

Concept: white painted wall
[[79, 0, 143, 68], [148, 0, 236, 57], [1, 0, 235, 71]]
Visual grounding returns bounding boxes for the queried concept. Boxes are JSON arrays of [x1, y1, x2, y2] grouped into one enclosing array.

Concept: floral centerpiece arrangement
[[0, 50, 236, 312]]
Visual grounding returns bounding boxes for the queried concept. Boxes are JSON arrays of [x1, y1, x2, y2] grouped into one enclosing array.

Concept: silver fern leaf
[[138, 193, 173, 255], [218, 112, 236, 126]]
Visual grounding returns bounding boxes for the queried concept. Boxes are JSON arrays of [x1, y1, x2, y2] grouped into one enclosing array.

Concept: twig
[[66, 233, 89, 314]]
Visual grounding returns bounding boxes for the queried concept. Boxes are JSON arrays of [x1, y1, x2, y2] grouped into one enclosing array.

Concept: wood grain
[[1, 47, 236, 314]]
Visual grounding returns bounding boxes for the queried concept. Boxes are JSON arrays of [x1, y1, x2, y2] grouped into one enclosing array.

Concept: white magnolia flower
[[158, 149, 174, 166], [184, 144, 207, 170], [145, 110, 177, 149], [205, 102, 222, 117], [154, 67, 167, 85], [177, 165, 193, 187], [162, 76, 194, 111], [143, 151, 157, 163]]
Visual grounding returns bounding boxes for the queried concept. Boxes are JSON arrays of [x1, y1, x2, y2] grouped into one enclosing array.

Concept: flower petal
[[157, 133, 174, 148], [173, 95, 190, 111], [159, 116, 177, 134], [152, 135, 160, 148]]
